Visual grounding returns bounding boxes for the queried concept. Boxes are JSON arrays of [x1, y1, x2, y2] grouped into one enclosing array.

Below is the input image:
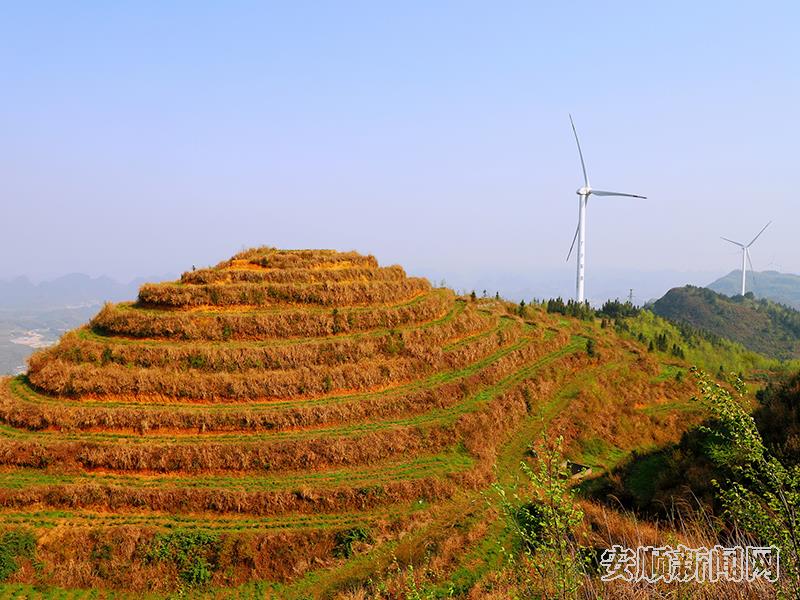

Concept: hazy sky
[[2, 2, 798, 301]]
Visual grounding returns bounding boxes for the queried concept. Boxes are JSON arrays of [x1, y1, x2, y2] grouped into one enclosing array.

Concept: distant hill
[[0, 273, 173, 375], [0, 274, 144, 310], [651, 285, 800, 360], [708, 270, 800, 309]]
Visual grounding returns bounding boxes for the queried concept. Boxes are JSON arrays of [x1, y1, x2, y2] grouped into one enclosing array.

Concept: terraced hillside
[[0, 248, 700, 597]]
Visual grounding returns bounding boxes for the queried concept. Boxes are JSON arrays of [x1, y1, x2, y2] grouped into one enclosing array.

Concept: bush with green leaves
[[0, 529, 36, 581], [333, 527, 371, 559], [493, 435, 588, 599], [145, 530, 220, 587], [694, 369, 800, 597]]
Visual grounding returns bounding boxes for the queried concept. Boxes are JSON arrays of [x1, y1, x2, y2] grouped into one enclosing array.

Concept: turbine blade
[[746, 221, 771, 248], [566, 223, 580, 262], [590, 190, 647, 199], [747, 248, 757, 291], [569, 114, 589, 187], [721, 237, 744, 248]]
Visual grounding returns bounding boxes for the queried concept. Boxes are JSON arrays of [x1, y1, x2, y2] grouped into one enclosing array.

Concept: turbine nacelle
[[576, 186, 591, 196]]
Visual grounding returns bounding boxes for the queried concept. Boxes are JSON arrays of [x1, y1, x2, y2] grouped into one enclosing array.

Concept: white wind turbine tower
[[721, 221, 771, 296], [566, 115, 647, 303]]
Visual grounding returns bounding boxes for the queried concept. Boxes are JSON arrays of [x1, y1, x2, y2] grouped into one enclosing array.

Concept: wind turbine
[[566, 115, 647, 303], [721, 221, 771, 296]]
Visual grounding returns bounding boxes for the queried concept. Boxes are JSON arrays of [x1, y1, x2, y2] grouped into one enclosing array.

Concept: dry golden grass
[[181, 264, 407, 285], [0, 248, 718, 596], [89, 290, 453, 340], [137, 278, 431, 308]]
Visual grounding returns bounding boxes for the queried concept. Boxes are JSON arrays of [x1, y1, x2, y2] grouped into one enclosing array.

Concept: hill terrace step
[[89, 289, 454, 341], [181, 264, 408, 285], [0, 247, 699, 593], [25, 320, 526, 400], [137, 279, 432, 309]]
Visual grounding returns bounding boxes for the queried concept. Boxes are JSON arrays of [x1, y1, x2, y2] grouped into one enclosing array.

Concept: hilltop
[[0, 248, 735, 597], [651, 285, 800, 360], [708, 269, 800, 309]]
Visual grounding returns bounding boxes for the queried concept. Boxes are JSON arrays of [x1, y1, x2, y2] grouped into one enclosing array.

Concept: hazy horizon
[[0, 264, 746, 308], [2, 2, 798, 293]]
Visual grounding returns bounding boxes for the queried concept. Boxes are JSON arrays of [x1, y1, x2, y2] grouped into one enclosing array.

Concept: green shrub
[[0, 529, 36, 581], [695, 369, 800, 597], [146, 530, 220, 587], [333, 527, 371, 558], [187, 354, 207, 369]]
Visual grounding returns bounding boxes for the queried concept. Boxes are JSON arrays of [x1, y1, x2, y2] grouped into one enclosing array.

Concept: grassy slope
[[0, 250, 792, 598], [1, 299, 781, 598]]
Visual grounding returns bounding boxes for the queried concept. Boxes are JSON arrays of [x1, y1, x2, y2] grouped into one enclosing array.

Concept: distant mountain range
[[0, 273, 174, 375], [651, 285, 800, 360], [0, 273, 175, 310], [707, 270, 800, 310]]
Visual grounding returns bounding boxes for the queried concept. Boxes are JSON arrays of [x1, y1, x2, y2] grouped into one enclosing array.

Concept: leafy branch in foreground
[[694, 368, 800, 598], [493, 435, 588, 600]]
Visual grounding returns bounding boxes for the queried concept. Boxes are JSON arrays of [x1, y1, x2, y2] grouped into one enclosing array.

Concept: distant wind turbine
[[721, 221, 771, 296], [566, 115, 647, 303]]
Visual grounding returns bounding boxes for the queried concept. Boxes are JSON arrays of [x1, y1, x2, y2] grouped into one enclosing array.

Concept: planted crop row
[[137, 278, 431, 309], [181, 265, 407, 285], [0, 521, 345, 590], [0, 505, 393, 530], [0, 349, 597, 594], [0, 448, 474, 492], [0, 347, 591, 520], [26, 319, 520, 401], [0, 340, 584, 473], [90, 290, 453, 341], [26, 355, 429, 400], [35, 303, 489, 372], [0, 425, 456, 472], [3, 324, 549, 432], [0, 468, 487, 516]]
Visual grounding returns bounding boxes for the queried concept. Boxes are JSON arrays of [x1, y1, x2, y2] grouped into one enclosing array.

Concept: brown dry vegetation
[[181, 264, 408, 285], [0, 248, 714, 597], [2, 325, 545, 432], [26, 314, 521, 400], [90, 290, 453, 341], [226, 248, 380, 270], [137, 278, 431, 308], [36, 304, 490, 370]]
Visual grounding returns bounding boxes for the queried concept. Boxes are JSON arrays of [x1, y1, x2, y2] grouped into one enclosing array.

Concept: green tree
[[694, 369, 800, 597], [493, 435, 587, 599]]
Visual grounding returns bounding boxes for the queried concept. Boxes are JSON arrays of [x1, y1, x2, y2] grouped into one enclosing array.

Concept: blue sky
[[1, 2, 798, 301]]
